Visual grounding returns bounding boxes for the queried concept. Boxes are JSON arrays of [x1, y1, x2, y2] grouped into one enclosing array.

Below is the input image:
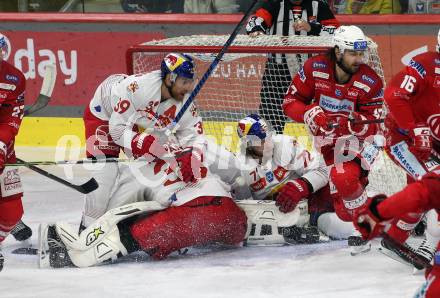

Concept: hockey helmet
[[333, 25, 368, 53], [237, 114, 272, 141], [161, 53, 195, 82], [0, 33, 11, 60]]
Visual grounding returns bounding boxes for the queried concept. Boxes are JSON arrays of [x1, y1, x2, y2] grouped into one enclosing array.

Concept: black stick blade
[[75, 178, 99, 194]]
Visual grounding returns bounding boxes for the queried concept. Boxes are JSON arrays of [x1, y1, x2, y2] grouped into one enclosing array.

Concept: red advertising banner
[[0, 31, 164, 106], [374, 35, 438, 83], [0, 30, 438, 107]]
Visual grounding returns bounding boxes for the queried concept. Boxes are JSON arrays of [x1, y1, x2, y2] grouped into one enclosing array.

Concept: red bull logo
[[164, 53, 185, 71]]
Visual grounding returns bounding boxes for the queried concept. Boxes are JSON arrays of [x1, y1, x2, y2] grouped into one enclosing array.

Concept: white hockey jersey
[[207, 134, 329, 200], [105, 70, 205, 154]]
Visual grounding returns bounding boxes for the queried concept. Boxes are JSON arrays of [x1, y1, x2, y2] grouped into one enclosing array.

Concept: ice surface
[[0, 159, 425, 298]]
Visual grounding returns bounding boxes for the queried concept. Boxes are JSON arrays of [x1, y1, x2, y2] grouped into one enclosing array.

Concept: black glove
[[246, 16, 268, 35]]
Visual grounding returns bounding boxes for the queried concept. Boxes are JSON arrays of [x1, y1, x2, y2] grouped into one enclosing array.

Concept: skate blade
[[377, 247, 414, 268], [38, 223, 50, 269], [350, 243, 371, 256]]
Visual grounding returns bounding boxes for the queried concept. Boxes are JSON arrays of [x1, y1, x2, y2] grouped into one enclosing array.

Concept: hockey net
[[127, 34, 406, 196]]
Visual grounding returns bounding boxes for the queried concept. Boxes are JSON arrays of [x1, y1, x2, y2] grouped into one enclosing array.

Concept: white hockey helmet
[[333, 25, 368, 53]]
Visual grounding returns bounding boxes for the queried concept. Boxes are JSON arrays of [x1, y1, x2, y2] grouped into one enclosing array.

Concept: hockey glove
[[0, 141, 6, 175], [246, 16, 268, 36], [353, 194, 388, 240], [175, 147, 207, 183], [408, 124, 432, 162], [276, 179, 310, 213], [303, 105, 331, 136], [130, 133, 166, 160]]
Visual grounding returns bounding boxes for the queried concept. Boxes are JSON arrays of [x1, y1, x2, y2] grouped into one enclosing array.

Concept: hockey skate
[[378, 236, 432, 270], [281, 225, 329, 244], [348, 234, 371, 256], [414, 237, 436, 266], [11, 220, 32, 242], [38, 223, 74, 269], [0, 251, 3, 272]]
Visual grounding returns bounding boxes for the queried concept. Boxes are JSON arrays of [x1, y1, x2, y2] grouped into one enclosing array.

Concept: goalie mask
[[161, 53, 195, 83]]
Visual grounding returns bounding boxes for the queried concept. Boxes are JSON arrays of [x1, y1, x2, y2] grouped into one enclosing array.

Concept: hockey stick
[[5, 150, 193, 167], [164, 0, 258, 135], [16, 158, 98, 194], [24, 64, 57, 116], [6, 157, 126, 167], [329, 117, 385, 129]]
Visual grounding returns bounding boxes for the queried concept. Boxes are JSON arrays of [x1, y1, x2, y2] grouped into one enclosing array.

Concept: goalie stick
[[24, 64, 57, 116]]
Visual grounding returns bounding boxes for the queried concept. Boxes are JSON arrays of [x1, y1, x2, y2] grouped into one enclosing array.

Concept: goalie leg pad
[[58, 201, 166, 268], [237, 199, 310, 246], [317, 212, 355, 240], [82, 162, 119, 227]]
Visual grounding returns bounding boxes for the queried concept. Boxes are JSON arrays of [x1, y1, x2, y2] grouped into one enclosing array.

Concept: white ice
[[0, 151, 425, 298]]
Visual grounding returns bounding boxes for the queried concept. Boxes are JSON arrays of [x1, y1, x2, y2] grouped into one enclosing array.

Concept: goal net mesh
[[127, 34, 407, 196]]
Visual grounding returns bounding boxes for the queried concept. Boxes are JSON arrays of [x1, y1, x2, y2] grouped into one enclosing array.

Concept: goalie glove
[[353, 194, 389, 240], [408, 124, 432, 162], [246, 16, 268, 35], [130, 133, 167, 160], [303, 105, 331, 136], [275, 179, 310, 213]]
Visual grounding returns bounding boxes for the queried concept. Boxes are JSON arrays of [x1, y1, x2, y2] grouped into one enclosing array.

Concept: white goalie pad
[[57, 201, 166, 268], [237, 199, 309, 246]]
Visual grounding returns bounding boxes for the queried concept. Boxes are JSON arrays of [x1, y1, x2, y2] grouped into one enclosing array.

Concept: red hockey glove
[[175, 147, 207, 183], [353, 194, 389, 240], [0, 141, 6, 175], [130, 133, 166, 160], [303, 105, 331, 136], [408, 124, 432, 162], [276, 179, 310, 213]]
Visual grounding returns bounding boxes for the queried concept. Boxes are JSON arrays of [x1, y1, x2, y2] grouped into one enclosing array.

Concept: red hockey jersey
[[283, 54, 384, 158], [0, 60, 26, 153], [385, 51, 440, 143]]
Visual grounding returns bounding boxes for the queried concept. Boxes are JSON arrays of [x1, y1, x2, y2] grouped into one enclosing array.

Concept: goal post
[[126, 34, 405, 196]]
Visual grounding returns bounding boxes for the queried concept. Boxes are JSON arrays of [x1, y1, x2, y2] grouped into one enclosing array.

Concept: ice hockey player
[[80, 53, 205, 231], [378, 28, 440, 267], [353, 170, 440, 298], [0, 33, 28, 271], [206, 114, 356, 245], [282, 25, 383, 224], [245, 0, 339, 134], [282, 25, 385, 253], [38, 156, 247, 268]]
